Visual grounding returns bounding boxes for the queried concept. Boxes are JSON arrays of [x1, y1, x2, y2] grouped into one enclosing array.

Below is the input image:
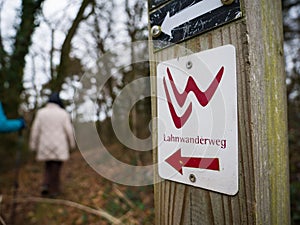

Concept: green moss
[[261, 1, 290, 224]]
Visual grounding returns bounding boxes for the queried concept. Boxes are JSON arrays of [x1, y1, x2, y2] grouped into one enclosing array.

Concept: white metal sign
[[157, 45, 238, 195]]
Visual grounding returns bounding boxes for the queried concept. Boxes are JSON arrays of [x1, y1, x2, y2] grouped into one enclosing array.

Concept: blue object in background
[[0, 102, 24, 133]]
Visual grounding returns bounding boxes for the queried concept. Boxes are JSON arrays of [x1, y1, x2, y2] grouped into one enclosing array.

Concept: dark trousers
[[43, 160, 63, 194]]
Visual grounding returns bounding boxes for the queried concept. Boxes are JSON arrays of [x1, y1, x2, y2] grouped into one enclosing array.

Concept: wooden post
[[148, 0, 290, 224]]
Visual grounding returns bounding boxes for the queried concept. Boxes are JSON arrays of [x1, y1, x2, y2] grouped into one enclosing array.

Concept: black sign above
[[149, 0, 242, 50]]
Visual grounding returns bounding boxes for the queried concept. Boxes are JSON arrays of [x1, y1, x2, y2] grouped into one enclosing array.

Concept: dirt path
[[0, 148, 154, 225]]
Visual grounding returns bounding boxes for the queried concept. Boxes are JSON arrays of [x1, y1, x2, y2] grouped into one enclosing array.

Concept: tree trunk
[[0, 0, 45, 116]]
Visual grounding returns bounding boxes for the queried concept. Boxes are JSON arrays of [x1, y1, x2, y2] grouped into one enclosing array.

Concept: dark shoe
[[49, 192, 60, 198], [41, 185, 49, 196]]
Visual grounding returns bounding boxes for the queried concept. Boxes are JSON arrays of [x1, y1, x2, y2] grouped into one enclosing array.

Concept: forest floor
[[0, 144, 154, 225]]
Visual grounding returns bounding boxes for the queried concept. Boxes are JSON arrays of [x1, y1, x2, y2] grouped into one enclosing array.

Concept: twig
[[118, 209, 139, 224], [13, 196, 122, 225], [0, 195, 2, 212], [113, 184, 135, 208], [0, 195, 6, 225], [0, 216, 6, 225]]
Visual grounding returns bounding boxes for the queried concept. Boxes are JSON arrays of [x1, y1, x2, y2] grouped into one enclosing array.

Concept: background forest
[[0, 0, 299, 224], [283, 0, 300, 223]]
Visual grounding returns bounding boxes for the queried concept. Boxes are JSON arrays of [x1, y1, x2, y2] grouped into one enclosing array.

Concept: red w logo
[[163, 66, 224, 129]]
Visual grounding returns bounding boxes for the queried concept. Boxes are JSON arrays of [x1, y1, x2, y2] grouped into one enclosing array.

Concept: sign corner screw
[[186, 61, 193, 69], [189, 174, 196, 183], [151, 25, 162, 38]]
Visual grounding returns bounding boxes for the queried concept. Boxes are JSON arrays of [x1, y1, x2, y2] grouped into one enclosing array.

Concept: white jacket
[[29, 103, 75, 161]]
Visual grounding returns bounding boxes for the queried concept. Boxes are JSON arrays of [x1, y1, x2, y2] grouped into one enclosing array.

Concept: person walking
[[29, 92, 75, 197], [0, 102, 25, 133]]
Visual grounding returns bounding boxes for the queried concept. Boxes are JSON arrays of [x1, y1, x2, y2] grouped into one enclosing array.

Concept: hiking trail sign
[[157, 45, 238, 195], [149, 0, 242, 50]]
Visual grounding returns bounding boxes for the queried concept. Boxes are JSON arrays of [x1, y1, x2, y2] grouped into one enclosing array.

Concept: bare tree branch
[[10, 196, 122, 225], [50, 0, 94, 91], [0, 1, 8, 72]]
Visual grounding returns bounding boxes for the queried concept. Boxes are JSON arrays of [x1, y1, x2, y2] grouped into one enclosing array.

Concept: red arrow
[[165, 148, 220, 174]]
